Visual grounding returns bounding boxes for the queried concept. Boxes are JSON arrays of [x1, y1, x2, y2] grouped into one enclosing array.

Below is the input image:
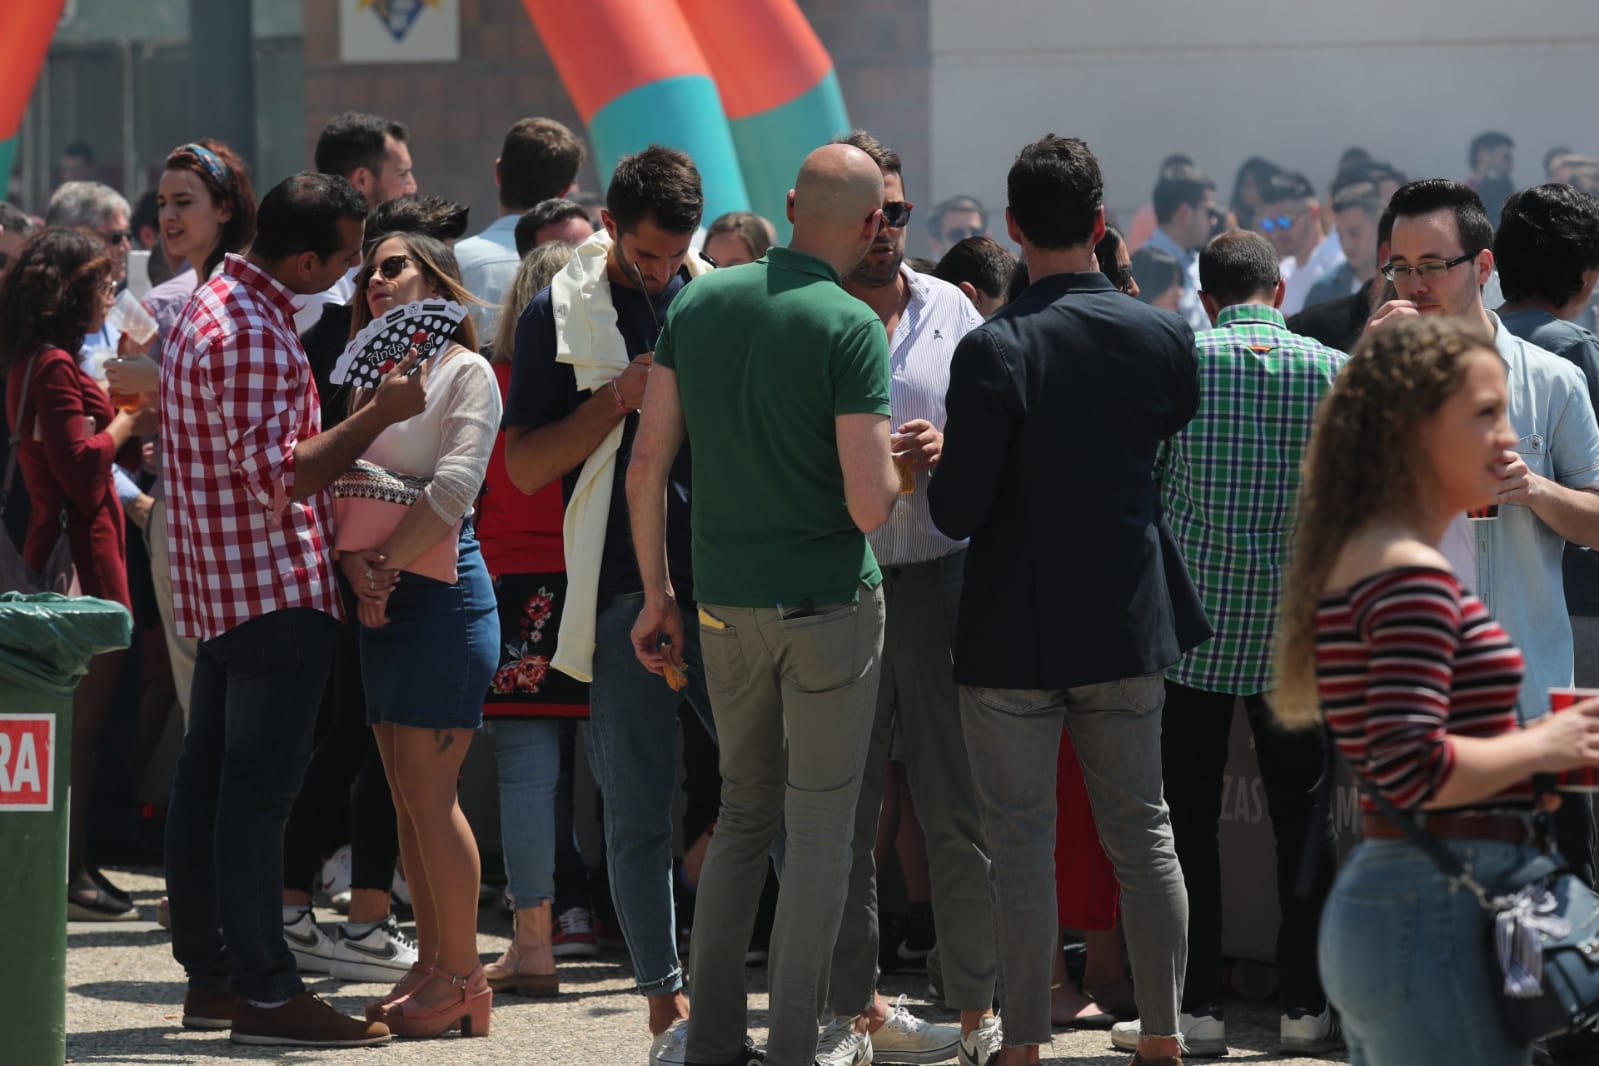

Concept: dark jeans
[[165, 608, 338, 1003], [282, 617, 399, 894], [1160, 681, 1335, 1013]]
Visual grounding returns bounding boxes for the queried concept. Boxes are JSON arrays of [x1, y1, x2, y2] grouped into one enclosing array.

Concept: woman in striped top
[[1273, 316, 1599, 1065]]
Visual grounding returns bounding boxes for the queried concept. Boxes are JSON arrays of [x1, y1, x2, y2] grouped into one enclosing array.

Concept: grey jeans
[[686, 585, 885, 1066], [828, 551, 994, 1015], [960, 674, 1187, 1048]]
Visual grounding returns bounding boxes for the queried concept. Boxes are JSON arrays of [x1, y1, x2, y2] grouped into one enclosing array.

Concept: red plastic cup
[[1551, 687, 1599, 791]]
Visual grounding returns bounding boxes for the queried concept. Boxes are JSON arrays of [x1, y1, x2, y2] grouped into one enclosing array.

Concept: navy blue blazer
[[929, 271, 1212, 690]]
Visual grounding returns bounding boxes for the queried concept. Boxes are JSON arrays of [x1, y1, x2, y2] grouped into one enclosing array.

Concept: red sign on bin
[[0, 715, 54, 811]]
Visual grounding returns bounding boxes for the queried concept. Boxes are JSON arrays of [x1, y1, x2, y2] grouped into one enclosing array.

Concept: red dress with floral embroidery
[[478, 362, 588, 717]]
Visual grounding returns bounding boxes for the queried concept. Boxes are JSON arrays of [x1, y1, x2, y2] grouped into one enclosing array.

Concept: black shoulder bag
[[1346, 762, 1599, 1043]]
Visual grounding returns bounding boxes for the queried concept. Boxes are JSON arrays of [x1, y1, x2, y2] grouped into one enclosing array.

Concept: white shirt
[[1279, 230, 1345, 317], [454, 215, 521, 340], [291, 266, 358, 337], [867, 265, 984, 567]]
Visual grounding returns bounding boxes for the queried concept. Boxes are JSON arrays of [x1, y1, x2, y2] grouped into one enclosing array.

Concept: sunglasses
[[942, 224, 983, 244], [375, 254, 414, 280], [1258, 214, 1301, 234], [881, 201, 914, 229], [100, 229, 133, 246]]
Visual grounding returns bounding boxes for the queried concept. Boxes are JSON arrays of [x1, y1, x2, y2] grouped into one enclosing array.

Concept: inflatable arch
[[0, 0, 65, 194]]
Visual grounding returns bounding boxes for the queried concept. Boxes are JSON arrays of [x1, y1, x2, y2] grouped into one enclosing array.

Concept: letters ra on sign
[[340, 0, 461, 64], [0, 715, 54, 812]]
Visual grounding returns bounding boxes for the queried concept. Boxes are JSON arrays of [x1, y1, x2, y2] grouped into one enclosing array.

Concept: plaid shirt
[[160, 254, 342, 641], [1158, 304, 1346, 693]]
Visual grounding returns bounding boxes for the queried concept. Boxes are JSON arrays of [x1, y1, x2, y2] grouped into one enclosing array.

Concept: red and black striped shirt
[[1316, 566, 1532, 813]]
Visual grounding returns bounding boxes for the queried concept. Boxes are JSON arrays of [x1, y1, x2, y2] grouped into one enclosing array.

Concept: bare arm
[[1426, 711, 1599, 808], [290, 351, 428, 500], [626, 364, 687, 675], [837, 412, 898, 533], [1522, 477, 1599, 549], [503, 353, 650, 495]]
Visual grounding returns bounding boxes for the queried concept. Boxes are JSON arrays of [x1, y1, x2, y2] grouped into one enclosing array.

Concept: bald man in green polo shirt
[[625, 143, 900, 1066]]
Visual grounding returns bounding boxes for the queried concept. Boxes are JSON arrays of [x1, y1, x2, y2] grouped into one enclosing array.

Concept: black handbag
[[1, 346, 77, 596], [1347, 766, 1599, 1043]]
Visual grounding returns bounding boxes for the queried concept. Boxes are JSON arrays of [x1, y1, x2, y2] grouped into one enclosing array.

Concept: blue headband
[[180, 143, 230, 189]]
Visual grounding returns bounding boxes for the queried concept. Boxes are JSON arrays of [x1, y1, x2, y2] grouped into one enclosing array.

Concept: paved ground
[[66, 867, 1348, 1065]]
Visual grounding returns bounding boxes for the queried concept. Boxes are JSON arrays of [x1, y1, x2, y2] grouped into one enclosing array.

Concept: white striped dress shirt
[[868, 266, 984, 567]]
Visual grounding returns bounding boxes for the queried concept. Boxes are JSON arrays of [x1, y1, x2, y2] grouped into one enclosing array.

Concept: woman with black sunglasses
[[338, 232, 502, 1039]]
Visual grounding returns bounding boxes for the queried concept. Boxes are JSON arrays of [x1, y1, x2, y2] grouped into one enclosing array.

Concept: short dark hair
[[131, 189, 159, 239], [933, 235, 1016, 300], [605, 145, 703, 235], [1130, 245, 1182, 304], [515, 198, 591, 256], [1199, 230, 1282, 307], [835, 130, 902, 181], [1337, 146, 1373, 172], [365, 193, 470, 251], [1160, 153, 1196, 172], [498, 118, 586, 211], [1388, 178, 1494, 258], [905, 256, 938, 274], [1005, 257, 1030, 304], [1008, 134, 1103, 250], [928, 194, 987, 239], [252, 172, 369, 260], [1093, 226, 1125, 276], [1259, 171, 1316, 206], [62, 141, 93, 164], [1331, 181, 1384, 220], [314, 111, 408, 180], [1469, 130, 1514, 170], [1494, 184, 1599, 307], [1153, 164, 1215, 224]]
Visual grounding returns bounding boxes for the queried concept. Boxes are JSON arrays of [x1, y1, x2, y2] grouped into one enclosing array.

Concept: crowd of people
[[6, 108, 1599, 1066]]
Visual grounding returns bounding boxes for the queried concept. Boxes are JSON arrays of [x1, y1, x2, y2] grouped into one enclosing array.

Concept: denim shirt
[[1473, 313, 1599, 719]]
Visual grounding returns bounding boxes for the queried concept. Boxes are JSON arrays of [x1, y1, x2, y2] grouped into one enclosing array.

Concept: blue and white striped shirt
[[868, 266, 984, 567]]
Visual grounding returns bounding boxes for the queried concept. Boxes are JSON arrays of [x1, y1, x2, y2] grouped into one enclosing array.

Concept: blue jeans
[[587, 591, 715, 995], [1320, 837, 1537, 1066], [165, 608, 337, 1003], [490, 718, 562, 908]]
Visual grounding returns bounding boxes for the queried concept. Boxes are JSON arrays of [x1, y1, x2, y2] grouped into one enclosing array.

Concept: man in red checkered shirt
[[159, 172, 426, 1048]]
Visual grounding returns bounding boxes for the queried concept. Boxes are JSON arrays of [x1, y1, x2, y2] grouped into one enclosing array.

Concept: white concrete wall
[[929, 0, 1599, 228]]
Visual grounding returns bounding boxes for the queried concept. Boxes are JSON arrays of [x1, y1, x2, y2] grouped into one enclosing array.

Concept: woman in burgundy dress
[[1, 227, 157, 918]]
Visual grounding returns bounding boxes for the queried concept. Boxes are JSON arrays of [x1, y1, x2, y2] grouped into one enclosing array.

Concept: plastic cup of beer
[[1551, 687, 1599, 791], [106, 290, 158, 347], [895, 459, 915, 494]]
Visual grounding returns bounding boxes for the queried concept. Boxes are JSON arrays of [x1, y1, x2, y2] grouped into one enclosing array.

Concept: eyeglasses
[[1258, 214, 1301, 234], [1381, 253, 1475, 283], [881, 201, 914, 229], [942, 225, 983, 244], [100, 229, 132, 246], [375, 254, 413, 280]]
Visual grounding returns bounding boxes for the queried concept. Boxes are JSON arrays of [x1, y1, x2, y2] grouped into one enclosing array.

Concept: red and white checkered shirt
[[159, 254, 342, 641]]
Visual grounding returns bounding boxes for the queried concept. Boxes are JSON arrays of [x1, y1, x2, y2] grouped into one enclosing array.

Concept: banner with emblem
[[339, 0, 460, 64]]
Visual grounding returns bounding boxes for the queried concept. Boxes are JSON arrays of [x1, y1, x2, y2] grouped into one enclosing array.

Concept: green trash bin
[[0, 591, 131, 1066]]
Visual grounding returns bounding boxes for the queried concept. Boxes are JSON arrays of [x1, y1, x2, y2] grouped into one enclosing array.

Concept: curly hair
[[0, 227, 112, 371], [1272, 316, 1497, 729]]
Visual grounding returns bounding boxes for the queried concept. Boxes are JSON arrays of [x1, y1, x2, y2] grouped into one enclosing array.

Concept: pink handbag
[[331, 460, 460, 583]]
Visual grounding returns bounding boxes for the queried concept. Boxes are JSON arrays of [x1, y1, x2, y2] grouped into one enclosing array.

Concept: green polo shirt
[[654, 247, 891, 607]]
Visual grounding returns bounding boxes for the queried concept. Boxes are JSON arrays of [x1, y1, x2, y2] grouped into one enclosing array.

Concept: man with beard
[[805, 130, 993, 1066]]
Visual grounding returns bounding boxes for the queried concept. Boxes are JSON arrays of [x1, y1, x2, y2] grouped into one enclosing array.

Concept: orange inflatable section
[[520, 0, 713, 122], [678, 0, 834, 120], [0, 0, 65, 140]]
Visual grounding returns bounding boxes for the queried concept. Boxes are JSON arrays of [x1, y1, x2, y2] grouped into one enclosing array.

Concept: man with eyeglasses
[[800, 130, 991, 1066], [1257, 172, 1339, 317], [1371, 178, 1599, 913], [927, 195, 989, 259]]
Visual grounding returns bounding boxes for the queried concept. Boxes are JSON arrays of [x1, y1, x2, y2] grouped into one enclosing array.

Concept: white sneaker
[[1110, 1008, 1227, 1057], [957, 1016, 1001, 1066], [328, 916, 418, 982], [872, 995, 960, 1064], [815, 1014, 872, 1066], [316, 844, 353, 912], [649, 1018, 689, 1066], [282, 911, 336, 974], [1281, 1004, 1343, 1053]]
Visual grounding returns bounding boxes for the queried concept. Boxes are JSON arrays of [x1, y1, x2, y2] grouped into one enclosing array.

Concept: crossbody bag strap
[[1, 345, 46, 516]]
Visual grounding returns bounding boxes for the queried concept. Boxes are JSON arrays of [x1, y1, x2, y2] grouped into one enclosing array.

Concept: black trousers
[[1160, 681, 1336, 1012]]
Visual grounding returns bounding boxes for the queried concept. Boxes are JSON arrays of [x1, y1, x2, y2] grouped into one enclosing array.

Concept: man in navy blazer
[[929, 134, 1209, 1066]]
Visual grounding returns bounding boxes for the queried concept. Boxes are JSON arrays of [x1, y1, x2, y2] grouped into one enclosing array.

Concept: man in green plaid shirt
[[1151, 231, 1347, 1057]]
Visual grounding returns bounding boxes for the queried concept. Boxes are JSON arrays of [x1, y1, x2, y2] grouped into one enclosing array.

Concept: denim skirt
[[361, 527, 499, 730]]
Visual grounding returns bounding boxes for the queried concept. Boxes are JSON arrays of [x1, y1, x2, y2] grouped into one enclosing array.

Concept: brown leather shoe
[[230, 992, 391, 1047], [181, 987, 238, 1030]]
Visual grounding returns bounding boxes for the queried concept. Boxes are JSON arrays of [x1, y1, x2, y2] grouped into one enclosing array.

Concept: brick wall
[[302, 0, 932, 235]]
